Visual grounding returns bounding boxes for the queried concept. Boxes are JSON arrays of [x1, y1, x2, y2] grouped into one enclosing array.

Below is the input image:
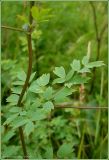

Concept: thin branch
[[17, 28, 32, 160], [1, 25, 28, 34], [17, 33, 32, 108], [19, 127, 28, 158], [89, 2, 99, 42], [55, 106, 108, 110], [89, 2, 100, 93], [55, 102, 108, 109], [99, 22, 108, 41], [17, 1, 34, 159], [89, 1, 101, 62], [89, 2, 107, 93]]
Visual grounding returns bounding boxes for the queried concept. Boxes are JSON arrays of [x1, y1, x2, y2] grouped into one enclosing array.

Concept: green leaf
[[53, 66, 66, 78], [31, 99, 42, 108], [29, 72, 36, 83], [12, 80, 24, 86], [43, 87, 53, 100], [79, 67, 91, 73], [44, 146, 53, 159], [29, 84, 43, 93], [65, 69, 74, 81], [2, 130, 15, 143], [54, 87, 73, 102], [17, 70, 26, 81], [11, 117, 29, 129], [82, 56, 89, 65], [28, 109, 47, 121], [43, 101, 54, 110], [57, 143, 74, 158], [70, 59, 81, 71], [31, 6, 40, 21], [31, 6, 51, 22], [17, 15, 28, 23], [36, 73, 50, 86], [53, 78, 65, 84], [6, 94, 19, 104], [24, 121, 34, 136], [9, 107, 22, 113], [86, 61, 105, 68], [32, 30, 42, 40], [20, 111, 27, 116], [2, 145, 20, 158], [69, 75, 90, 85], [11, 87, 22, 94], [3, 113, 19, 125], [40, 8, 51, 21]]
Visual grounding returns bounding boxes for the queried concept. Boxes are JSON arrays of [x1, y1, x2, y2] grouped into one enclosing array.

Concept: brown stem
[[55, 102, 108, 110], [89, 2, 100, 93], [17, 1, 34, 159], [19, 127, 28, 158], [1, 25, 28, 33], [17, 26, 32, 160], [89, 2, 107, 93], [89, 2, 99, 42], [55, 106, 108, 110], [17, 33, 32, 108]]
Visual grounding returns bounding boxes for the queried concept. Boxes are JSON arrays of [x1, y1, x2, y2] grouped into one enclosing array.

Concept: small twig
[[89, 2, 99, 42], [1, 25, 28, 34], [55, 102, 108, 110], [89, 2, 107, 93], [99, 22, 108, 41], [55, 106, 108, 109]]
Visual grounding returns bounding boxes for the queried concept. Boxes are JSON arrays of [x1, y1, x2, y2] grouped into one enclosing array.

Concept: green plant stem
[[77, 126, 85, 159], [100, 68, 104, 98], [94, 69, 104, 145], [94, 134, 108, 157]]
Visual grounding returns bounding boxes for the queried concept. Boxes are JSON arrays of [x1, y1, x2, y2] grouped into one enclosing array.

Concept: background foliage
[[1, 1, 108, 159]]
